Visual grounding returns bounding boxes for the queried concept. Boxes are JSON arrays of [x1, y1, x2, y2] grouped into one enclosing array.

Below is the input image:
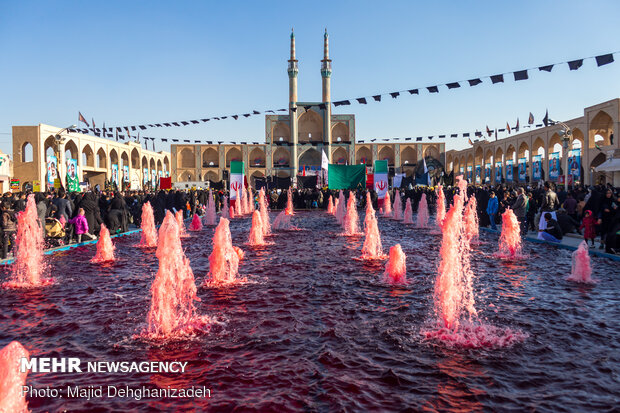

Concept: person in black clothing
[[78, 192, 103, 237], [538, 212, 563, 243], [1, 201, 18, 259]]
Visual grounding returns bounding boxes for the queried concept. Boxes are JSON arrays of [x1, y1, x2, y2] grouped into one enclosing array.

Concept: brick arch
[[588, 110, 613, 148]]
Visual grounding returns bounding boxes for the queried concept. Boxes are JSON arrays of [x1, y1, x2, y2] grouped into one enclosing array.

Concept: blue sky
[[1, 0, 619, 156]]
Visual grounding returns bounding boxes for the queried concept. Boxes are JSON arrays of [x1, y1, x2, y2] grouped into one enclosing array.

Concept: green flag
[[328, 164, 366, 189]]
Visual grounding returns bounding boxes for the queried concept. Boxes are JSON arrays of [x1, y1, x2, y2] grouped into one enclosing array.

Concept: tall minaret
[[321, 29, 333, 160], [288, 28, 299, 180]]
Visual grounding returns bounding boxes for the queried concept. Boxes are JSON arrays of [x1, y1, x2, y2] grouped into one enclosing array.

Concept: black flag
[[543, 110, 549, 127]]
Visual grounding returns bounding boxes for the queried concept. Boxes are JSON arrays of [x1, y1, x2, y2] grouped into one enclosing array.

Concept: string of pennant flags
[[69, 51, 618, 147]]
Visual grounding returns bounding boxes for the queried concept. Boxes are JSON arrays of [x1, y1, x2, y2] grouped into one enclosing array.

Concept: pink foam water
[[464, 196, 479, 243], [203, 189, 217, 226], [91, 224, 115, 263], [221, 196, 230, 219], [206, 218, 241, 285], [342, 192, 361, 236], [423, 321, 529, 349], [496, 208, 523, 259], [189, 213, 203, 231], [567, 241, 594, 283], [229, 205, 235, 219], [361, 196, 386, 260], [144, 211, 211, 338], [403, 198, 413, 224], [383, 244, 407, 284], [285, 188, 294, 215], [0, 341, 29, 413], [175, 210, 189, 238], [436, 185, 446, 227], [416, 193, 429, 228], [247, 187, 255, 214], [137, 201, 158, 247], [333, 197, 339, 215], [258, 189, 271, 236], [335, 190, 346, 225], [247, 210, 266, 246], [327, 195, 334, 214], [235, 190, 243, 217], [3, 194, 51, 288], [392, 192, 403, 220], [383, 191, 392, 217], [272, 210, 296, 231]]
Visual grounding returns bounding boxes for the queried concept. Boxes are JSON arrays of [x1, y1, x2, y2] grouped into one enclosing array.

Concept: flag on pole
[[515, 118, 520, 132], [468, 138, 473, 146], [486, 125, 492, 137], [321, 149, 329, 186], [494, 128, 498, 141], [543, 109, 549, 127], [92, 118, 96, 132], [528, 112, 534, 124], [374, 160, 388, 200], [79, 112, 89, 127], [423, 156, 431, 186], [506, 122, 511, 134], [229, 161, 245, 206]]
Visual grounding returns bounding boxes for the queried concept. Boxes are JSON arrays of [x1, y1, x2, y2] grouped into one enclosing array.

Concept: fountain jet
[[137, 201, 158, 247], [91, 224, 115, 263]]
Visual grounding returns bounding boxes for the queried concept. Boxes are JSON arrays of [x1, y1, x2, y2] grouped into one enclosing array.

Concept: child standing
[[69, 208, 96, 243], [579, 210, 597, 247]]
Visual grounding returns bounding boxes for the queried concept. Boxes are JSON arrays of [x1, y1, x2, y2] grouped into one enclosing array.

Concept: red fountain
[[463, 196, 479, 244], [567, 241, 594, 283], [137, 201, 158, 247], [203, 189, 217, 226], [285, 188, 294, 215], [235, 189, 244, 217], [91, 224, 115, 263], [189, 213, 203, 231], [384, 244, 407, 284], [383, 191, 392, 217], [436, 185, 446, 227], [3, 194, 51, 288], [247, 187, 254, 214], [392, 192, 403, 220], [327, 195, 334, 214], [145, 211, 210, 338], [221, 196, 230, 219], [206, 218, 242, 285], [416, 193, 429, 228], [496, 208, 523, 259], [175, 210, 189, 238], [258, 188, 271, 236], [272, 209, 295, 231], [361, 193, 386, 260], [0, 341, 30, 413], [342, 192, 361, 236], [403, 198, 413, 224], [335, 190, 346, 225], [247, 210, 266, 246]]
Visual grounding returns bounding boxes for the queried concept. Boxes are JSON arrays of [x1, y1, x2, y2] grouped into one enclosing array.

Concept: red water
[[436, 185, 446, 227], [273, 210, 296, 231], [335, 190, 346, 225], [204, 189, 217, 226], [496, 209, 523, 259], [221, 196, 230, 219], [137, 201, 158, 247], [568, 241, 594, 283], [392, 192, 403, 220], [189, 213, 203, 231], [91, 224, 115, 263], [175, 210, 189, 238], [327, 195, 334, 214], [383, 191, 392, 217], [206, 218, 241, 285], [0, 341, 29, 413], [464, 197, 479, 244], [258, 189, 271, 236], [235, 190, 243, 217], [384, 244, 407, 284], [285, 188, 294, 215], [361, 196, 386, 260], [144, 211, 211, 339], [247, 188, 254, 214], [1, 212, 619, 411], [416, 193, 429, 228], [403, 198, 413, 224], [247, 211, 266, 246], [3, 194, 51, 288], [342, 192, 361, 236]]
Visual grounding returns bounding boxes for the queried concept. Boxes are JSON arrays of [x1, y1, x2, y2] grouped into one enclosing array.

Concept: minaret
[[288, 28, 299, 182], [321, 29, 333, 161]]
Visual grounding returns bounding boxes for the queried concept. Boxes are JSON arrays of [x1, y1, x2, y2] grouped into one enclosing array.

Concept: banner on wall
[[518, 158, 527, 182], [495, 161, 502, 182], [532, 155, 542, 181], [549, 152, 560, 181], [66, 159, 80, 192], [485, 163, 492, 183], [123, 165, 129, 182], [506, 159, 514, 182], [143, 168, 149, 185], [569, 149, 581, 181], [47, 155, 58, 187], [466, 166, 472, 183], [229, 161, 245, 200], [151, 170, 157, 187], [475, 165, 481, 184], [459, 166, 464, 176], [373, 160, 388, 199], [111, 164, 119, 186]]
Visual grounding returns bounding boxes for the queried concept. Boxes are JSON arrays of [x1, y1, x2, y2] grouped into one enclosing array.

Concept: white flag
[[321, 150, 329, 170]]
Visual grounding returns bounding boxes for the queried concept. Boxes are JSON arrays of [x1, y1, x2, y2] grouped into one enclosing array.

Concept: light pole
[[550, 120, 573, 190], [53, 125, 76, 189]]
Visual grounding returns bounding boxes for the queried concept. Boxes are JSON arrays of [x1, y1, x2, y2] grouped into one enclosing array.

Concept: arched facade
[[378, 146, 395, 166], [298, 110, 323, 143], [202, 147, 219, 167], [225, 147, 242, 167], [356, 146, 372, 165], [331, 122, 349, 143], [332, 147, 348, 164]]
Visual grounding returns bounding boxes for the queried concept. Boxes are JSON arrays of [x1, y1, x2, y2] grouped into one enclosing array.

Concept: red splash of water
[[258, 189, 271, 236], [248, 210, 266, 246], [91, 224, 115, 263], [383, 191, 392, 217], [203, 189, 217, 226], [422, 321, 529, 349], [416, 194, 429, 228], [285, 188, 294, 215], [189, 213, 203, 231], [206, 218, 241, 285], [175, 210, 189, 238], [273, 210, 295, 230], [221, 196, 230, 219], [496, 209, 522, 259], [335, 190, 346, 225], [384, 244, 407, 284], [403, 198, 413, 224], [0, 341, 29, 413], [568, 241, 594, 283], [235, 189, 243, 217], [436, 185, 446, 227], [327, 195, 334, 214], [361, 197, 386, 260], [342, 192, 361, 236], [463, 197, 479, 243], [392, 192, 403, 220], [247, 187, 254, 214], [4, 194, 51, 288], [144, 211, 210, 339], [137, 201, 158, 247]]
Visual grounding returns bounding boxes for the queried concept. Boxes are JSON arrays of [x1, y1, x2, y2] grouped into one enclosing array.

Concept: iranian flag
[[229, 161, 245, 208], [374, 160, 388, 200]]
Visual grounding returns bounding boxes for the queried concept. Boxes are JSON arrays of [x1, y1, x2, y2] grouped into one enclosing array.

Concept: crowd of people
[[0, 181, 618, 259]]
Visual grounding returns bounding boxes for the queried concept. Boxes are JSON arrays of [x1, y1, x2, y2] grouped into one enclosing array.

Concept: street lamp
[[53, 125, 76, 188], [552, 120, 573, 189]]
